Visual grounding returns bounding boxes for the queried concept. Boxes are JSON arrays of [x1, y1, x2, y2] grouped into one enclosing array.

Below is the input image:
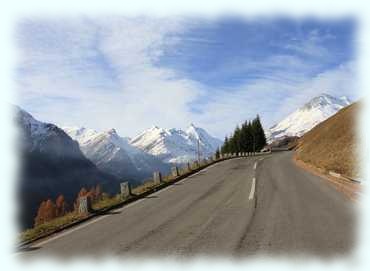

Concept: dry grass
[[20, 211, 82, 243], [91, 194, 125, 210], [131, 179, 159, 195], [295, 102, 360, 177]]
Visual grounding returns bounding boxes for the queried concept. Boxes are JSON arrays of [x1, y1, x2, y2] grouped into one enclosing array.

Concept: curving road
[[20, 152, 355, 258]]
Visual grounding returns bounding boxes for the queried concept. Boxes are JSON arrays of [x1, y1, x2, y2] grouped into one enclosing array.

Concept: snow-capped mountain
[[268, 93, 351, 142], [15, 107, 119, 229], [63, 127, 170, 180], [130, 124, 222, 164]]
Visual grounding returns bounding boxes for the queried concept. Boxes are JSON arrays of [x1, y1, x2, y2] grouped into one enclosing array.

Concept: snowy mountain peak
[[302, 93, 350, 110], [16, 107, 50, 138], [130, 124, 222, 164], [106, 128, 118, 135], [268, 93, 352, 142], [63, 126, 170, 180], [188, 123, 196, 129], [339, 96, 351, 105], [15, 106, 72, 152]]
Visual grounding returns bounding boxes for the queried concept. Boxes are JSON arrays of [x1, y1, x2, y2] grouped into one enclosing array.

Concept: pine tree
[[221, 136, 229, 154], [219, 115, 266, 154], [253, 115, 266, 151], [233, 126, 242, 153], [215, 148, 220, 159]]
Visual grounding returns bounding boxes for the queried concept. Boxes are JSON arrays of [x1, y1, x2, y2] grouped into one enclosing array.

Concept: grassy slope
[[295, 102, 359, 177]]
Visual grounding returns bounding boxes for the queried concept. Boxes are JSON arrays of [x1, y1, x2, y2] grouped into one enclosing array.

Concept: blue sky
[[16, 17, 356, 138]]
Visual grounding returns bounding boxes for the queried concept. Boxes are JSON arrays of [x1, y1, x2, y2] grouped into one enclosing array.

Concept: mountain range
[[267, 94, 351, 142], [63, 127, 171, 181], [130, 124, 223, 164], [16, 107, 120, 229], [16, 93, 352, 229]]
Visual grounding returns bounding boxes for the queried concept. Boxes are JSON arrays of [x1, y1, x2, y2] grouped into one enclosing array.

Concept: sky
[[16, 17, 357, 139]]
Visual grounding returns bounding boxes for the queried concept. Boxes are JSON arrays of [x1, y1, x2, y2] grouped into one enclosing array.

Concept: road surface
[[20, 152, 355, 258]]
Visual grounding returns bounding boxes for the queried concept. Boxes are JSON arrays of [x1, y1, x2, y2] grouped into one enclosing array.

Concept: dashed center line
[[254, 161, 257, 170], [249, 177, 256, 200]]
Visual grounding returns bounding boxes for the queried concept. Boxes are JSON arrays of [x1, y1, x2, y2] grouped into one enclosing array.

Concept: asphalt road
[[20, 152, 355, 258]]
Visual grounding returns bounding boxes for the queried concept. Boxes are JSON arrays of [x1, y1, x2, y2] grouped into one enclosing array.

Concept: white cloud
[[17, 17, 204, 136], [194, 62, 357, 138], [16, 18, 356, 140]]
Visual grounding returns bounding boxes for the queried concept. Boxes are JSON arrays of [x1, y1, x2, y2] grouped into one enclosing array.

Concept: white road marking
[[249, 177, 256, 200], [254, 161, 257, 170]]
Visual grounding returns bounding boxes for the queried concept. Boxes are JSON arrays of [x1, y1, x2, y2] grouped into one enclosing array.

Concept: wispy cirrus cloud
[[16, 17, 356, 138]]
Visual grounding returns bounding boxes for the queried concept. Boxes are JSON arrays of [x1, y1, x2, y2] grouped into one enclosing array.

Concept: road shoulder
[[293, 156, 361, 202]]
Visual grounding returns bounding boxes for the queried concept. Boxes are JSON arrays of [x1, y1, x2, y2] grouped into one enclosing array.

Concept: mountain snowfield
[[130, 124, 223, 164], [267, 94, 351, 142], [63, 127, 170, 180]]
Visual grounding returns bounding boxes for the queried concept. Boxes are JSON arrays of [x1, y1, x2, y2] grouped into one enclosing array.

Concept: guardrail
[[78, 151, 271, 215], [19, 151, 271, 247], [328, 170, 361, 184]]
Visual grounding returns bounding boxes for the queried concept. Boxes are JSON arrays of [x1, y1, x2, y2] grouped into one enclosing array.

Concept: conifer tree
[[215, 148, 220, 159], [220, 115, 266, 154], [221, 136, 229, 154]]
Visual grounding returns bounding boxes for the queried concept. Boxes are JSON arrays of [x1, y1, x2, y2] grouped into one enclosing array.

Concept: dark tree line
[[220, 115, 267, 154]]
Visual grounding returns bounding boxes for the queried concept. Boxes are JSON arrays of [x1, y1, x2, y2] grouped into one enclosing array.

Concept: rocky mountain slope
[[16, 107, 120, 229]]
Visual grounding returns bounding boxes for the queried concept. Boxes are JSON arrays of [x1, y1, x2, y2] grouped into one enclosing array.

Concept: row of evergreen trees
[[218, 115, 267, 155]]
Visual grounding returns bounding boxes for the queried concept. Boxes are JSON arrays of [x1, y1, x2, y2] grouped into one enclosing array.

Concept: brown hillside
[[295, 102, 360, 178]]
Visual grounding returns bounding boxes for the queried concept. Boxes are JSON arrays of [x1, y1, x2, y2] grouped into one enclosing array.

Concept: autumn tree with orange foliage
[[55, 195, 67, 217], [34, 199, 56, 226], [34, 184, 104, 226]]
